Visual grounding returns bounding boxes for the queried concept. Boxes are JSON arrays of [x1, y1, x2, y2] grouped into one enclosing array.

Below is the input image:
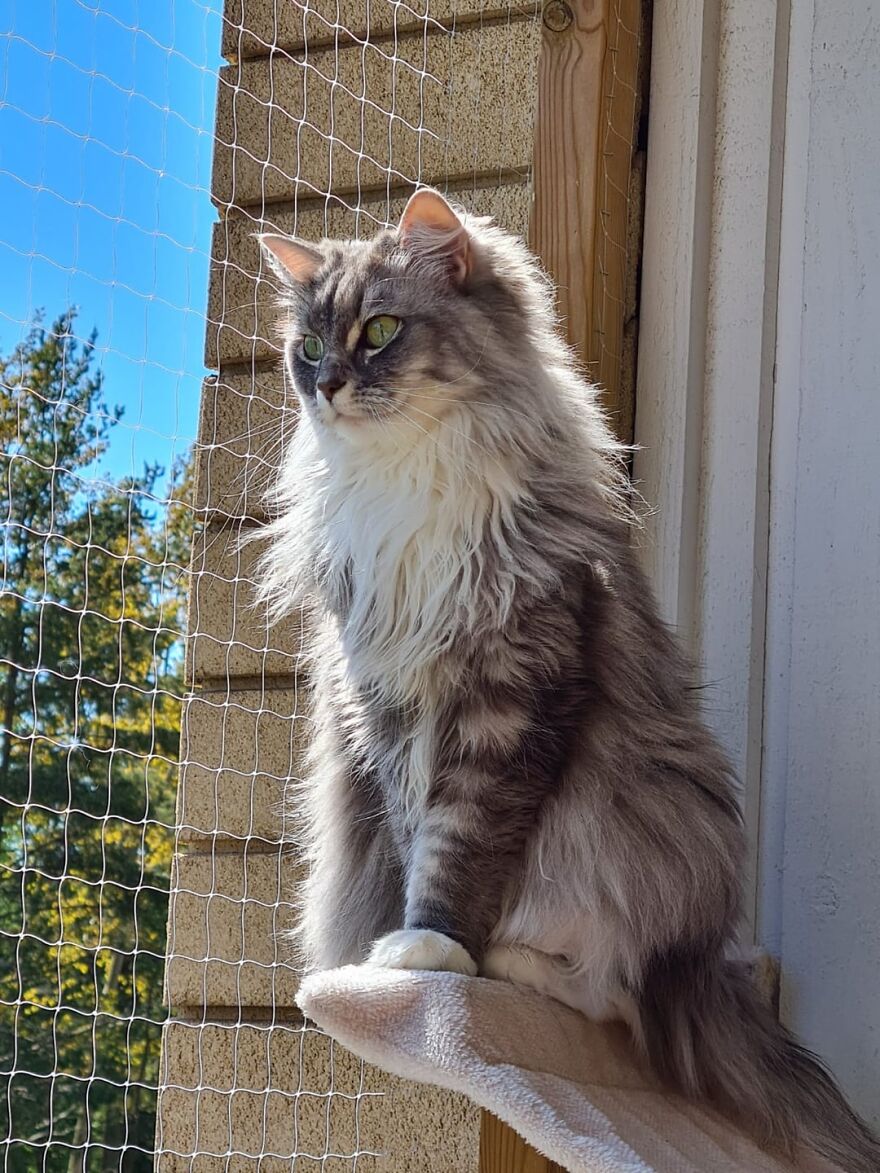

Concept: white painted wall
[[636, 0, 880, 1125], [759, 0, 880, 1125], [633, 0, 788, 917]]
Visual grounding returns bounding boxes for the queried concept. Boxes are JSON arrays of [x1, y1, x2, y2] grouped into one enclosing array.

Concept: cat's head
[[259, 189, 552, 444]]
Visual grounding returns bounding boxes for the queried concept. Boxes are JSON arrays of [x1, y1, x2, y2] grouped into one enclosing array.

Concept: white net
[[1, 2, 217, 1168], [1, 0, 645, 1169]]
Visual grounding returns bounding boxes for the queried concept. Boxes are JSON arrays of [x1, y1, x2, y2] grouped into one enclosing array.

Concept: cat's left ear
[[398, 189, 473, 285], [258, 234, 324, 285]]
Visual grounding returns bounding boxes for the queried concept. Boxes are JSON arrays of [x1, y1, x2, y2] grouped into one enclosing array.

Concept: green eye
[[364, 315, 400, 350], [301, 334, 323, 362]]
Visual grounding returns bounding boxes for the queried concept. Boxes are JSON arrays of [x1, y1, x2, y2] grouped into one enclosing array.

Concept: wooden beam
[[530, 0, 644, 442], [479, 1111, 566, 1173], [480, 7, 647, 1168], [593, 0, 643, 442]]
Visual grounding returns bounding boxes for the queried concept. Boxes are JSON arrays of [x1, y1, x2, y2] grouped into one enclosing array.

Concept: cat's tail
[[636, 947, 880, 1172]]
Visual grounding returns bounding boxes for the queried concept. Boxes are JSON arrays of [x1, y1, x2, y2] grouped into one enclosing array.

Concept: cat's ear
[[398, 189, 472, 285], [259, 234, 324, 284]]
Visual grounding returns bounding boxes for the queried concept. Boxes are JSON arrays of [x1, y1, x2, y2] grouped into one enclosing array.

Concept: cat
[[255, 189, 879, 1171]]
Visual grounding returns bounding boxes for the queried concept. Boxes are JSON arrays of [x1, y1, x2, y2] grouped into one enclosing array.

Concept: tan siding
[[157, 1022, 480, 1171], [186, 527, 302, 684], [222, 0, 538, 61], [177, 687, 307, 842], [195, 371, 296, 521], [212, 22, 540, 209], [165, 849, 301, 1009], [161, 0, 544, 1162]]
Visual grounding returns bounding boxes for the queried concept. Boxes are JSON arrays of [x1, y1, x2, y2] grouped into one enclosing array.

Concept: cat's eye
[[301, 334, 324, 362], [364, 315, 400, 350]]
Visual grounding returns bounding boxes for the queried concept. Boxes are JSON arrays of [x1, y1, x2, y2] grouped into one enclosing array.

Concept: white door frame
[[633, 0, 790, 932]]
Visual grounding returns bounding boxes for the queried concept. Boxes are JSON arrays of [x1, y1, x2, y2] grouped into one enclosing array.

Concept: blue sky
[[0, 0, 223, 490]]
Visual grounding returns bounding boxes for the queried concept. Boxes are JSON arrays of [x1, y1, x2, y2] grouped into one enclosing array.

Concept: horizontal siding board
[[157, 1021, 480, 1170], [195, 370, 294, 521], [187, 525, 302, 684], [177, 687, 308, 843], [212, 21, 540, 208], [222, 0, 539, 62], [165, 849, 301, 1009]]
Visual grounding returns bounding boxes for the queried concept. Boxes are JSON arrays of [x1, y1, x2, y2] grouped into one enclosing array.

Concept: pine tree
[[0, 312, 193, 1173]]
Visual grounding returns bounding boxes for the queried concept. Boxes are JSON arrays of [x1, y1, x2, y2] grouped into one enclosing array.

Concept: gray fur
[[256, 192, 879, 1170]]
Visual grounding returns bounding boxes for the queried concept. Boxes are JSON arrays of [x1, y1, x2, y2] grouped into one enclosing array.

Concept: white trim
[[756, 0, 814, 957], [634, 0, 789, 930], [631, 0, 720, 634]]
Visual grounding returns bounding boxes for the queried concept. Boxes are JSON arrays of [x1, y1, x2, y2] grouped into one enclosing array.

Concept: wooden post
[[478, 3, 648, 1167], [480, 1111, 567, 1173], [529, 0, 644, 442]]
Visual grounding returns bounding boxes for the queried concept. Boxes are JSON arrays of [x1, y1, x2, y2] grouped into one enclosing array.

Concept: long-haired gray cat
[[256, 189, 878, 1170]]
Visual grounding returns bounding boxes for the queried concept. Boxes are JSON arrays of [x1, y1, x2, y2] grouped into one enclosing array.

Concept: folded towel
[[297, 966, 841, 1173]]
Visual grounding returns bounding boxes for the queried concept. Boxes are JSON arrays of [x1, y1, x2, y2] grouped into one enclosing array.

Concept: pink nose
[[317, 376, 345, 402]]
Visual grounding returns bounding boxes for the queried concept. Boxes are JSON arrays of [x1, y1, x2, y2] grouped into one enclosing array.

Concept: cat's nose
[[316, 373, 346, 402]]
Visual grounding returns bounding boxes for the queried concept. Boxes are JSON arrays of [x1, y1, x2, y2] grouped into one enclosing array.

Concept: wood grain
[[530, 0, 643, 441], [479, 9, 646, 1168], [592, 0, 642, 441], [479, 1111, 567, 1173]]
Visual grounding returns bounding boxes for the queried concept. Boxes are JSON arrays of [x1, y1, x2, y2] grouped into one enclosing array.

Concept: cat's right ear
[[398, 189, 472, 285], [258, 234, 324, 285]]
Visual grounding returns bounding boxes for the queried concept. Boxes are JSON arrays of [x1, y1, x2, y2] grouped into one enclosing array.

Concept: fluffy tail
[[637, 948, 880, 1172]]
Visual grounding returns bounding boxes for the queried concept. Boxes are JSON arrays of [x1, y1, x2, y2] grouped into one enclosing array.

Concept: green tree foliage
[[0, 312, 193, 1172]]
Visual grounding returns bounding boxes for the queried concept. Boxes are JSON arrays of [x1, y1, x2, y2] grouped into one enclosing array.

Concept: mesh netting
[[1, 1, 644, 1168], [1, 2, 216, 1167]]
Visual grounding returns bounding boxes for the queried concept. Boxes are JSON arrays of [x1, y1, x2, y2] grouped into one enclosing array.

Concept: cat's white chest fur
[[320, 414, 521, 706], [318, 414, 521, 818], [263, 411, 524, 816]]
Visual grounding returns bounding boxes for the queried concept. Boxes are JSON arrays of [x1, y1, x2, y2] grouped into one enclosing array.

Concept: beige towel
[[297, 966, 841, 1173]]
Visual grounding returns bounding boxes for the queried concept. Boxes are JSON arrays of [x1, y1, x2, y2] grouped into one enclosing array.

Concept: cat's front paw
[[366, 929, 477, 976]]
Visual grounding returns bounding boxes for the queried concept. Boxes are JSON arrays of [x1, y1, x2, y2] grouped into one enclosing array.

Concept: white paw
[[366, 929, 477, 976]]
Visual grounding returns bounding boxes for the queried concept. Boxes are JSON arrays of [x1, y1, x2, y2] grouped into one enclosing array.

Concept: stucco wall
[[155, 1, 541, 1167]]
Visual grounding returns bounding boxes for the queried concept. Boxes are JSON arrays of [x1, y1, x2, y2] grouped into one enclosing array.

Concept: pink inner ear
[[398, 190, 471, 283], [400, 189, 461, 237], [259, 234, 323, 283]]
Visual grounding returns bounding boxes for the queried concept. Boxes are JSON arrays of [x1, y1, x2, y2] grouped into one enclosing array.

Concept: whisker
[[199, 418, 287, 449]]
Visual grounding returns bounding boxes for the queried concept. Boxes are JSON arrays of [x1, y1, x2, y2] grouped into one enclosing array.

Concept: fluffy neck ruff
[[260, 401, 544, 704]]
